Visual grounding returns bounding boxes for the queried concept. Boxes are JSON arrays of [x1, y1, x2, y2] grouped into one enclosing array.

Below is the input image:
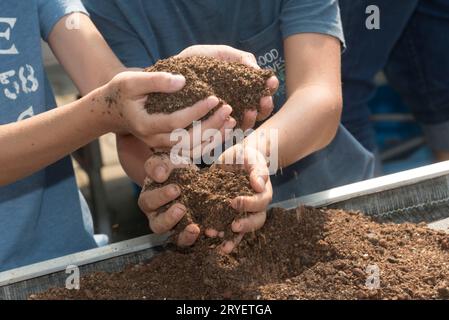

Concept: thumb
[[249, 166, 268, 193]]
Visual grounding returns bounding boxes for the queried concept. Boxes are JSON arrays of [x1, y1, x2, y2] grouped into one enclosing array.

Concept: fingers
[[248, 162, 270, 193], [150, 96, 220, 133], [116, 71, 186, 97], [220, 233, 245, 254], [177, 45, 260, 69], [217, 48, 259, 69], [197, 104, 234, 138], [144, 155, 173, 183], [256, 76, 278, 121], [176, 223, 201, 247], [204, 211, 266, 254], [220, 145, 272, 212], [190, 117, 236, 162], [146, 202, 186, 234], [240, 110, 257, 131], [171, 96, 221, 129], [266, 76, 279, 95], [138, 184, 180, 213], [204, 228, 224, 238], [257, 96, 274, 121], [232, 153, 272, 212], [144, 152, 195, 183], [232, 212, 267, 233], [140, 186, 199, 245], [239, 53, 260, 69], [242, 146, 270, 189], [204, 227, 244, 254], [206, 212, 267, 235], [139, 171, 200, 245], [231, 185, 272, 213], [187, 104, 235, 151]]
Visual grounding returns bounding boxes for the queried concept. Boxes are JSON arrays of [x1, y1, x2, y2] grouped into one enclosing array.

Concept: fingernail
[[207, 96, 219, 109], [230, 199, 238, 210], [257, 176, 265, 190], [220, 106, 232, 120], [173, 206, 185, 218], [170, 74, 186, 88], [170, 185, 180, 197], [225, 118, 237, 129], [154, 165, 167, 181], [233, 221, 242, 232]]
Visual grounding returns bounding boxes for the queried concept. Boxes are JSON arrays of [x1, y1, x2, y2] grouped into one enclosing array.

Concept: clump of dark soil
[[144, 56, 275, 124], [33, 207, 449, 300], [144, 166, 254, 238]]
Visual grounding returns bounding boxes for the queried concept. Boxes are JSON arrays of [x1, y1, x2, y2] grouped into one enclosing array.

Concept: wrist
[[86, 83, 126, 134]]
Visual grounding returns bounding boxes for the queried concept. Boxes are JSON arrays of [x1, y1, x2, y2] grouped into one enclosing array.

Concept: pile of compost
[[34, 205, 449, 300]]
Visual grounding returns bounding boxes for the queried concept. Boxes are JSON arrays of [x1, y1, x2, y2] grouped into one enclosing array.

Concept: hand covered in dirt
[[138, 153, 201, 247], [103, 71, 236, 150], [209, 144, 272, 253], [176, 45, 279, 130], [138, 145, 272, 252]]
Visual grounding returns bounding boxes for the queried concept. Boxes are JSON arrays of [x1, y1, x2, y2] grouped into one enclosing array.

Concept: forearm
[[245, 85, 341, 169], [48, 14, 126, 95], [0, 86, 114, 186], [243, 33, 343, 171]]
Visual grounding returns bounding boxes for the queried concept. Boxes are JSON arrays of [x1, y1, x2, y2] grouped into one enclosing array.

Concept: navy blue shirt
[[0, 0, 96, 272]]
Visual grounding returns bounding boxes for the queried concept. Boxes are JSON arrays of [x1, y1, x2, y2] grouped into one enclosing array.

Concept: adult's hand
[[177, 45, 279, 130], [208, 144, 272, 253]]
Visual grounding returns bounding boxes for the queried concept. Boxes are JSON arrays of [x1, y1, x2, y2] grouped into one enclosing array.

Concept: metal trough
[[2, 161, 449, 299]]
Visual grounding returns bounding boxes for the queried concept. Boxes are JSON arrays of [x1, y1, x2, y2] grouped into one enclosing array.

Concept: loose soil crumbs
[[144, 166, 254, 238], [144, 56, 275, 124], [34, 206, 449, 300]]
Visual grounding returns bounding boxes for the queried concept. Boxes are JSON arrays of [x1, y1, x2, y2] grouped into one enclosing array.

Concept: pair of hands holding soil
[[140, 146, 274, 253], [130, 45, 278, 253]]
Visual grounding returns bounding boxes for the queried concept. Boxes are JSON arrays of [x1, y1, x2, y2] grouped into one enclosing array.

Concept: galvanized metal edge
[[274, 161, 449, 210], [0, 233, 170, 286]]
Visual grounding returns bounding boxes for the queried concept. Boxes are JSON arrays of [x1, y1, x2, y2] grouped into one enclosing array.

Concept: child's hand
[[103, 71, 236, 150], [138, 153, 201, 247]]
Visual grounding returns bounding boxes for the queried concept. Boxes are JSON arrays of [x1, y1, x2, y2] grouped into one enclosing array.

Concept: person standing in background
[[340, 0, 449, 166]]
